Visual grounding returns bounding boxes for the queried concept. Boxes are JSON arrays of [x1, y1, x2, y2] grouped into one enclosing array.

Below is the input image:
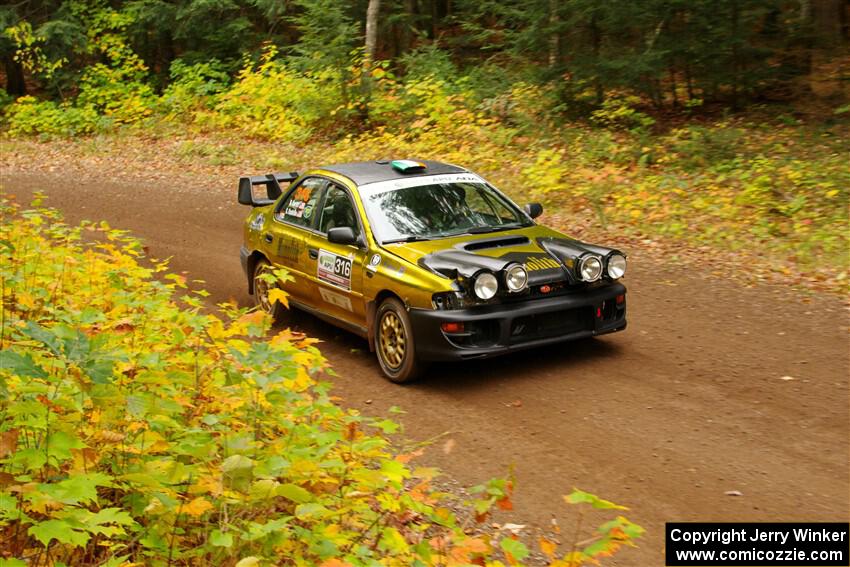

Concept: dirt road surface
[[4, 173, 849, 565]]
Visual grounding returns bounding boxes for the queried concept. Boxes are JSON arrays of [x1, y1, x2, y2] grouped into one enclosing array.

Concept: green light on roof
[[391, 160, 427, 173]]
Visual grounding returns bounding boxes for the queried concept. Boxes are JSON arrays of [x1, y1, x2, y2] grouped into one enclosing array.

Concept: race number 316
[[335, 257, 352, 278]]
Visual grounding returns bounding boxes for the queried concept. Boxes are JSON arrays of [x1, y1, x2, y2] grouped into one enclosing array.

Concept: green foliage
[[288, 0, 359, 71], [76, 62, 156, 124], [521, 148, 570, 200], [3, 96, 101, 136], [2, 0, 846, 120], [199, 45, 345, 142], [161, 58, 231, 115], [590, 96, 655, 132], [396, 45, 459, 84], [4, 20, 68, 80]]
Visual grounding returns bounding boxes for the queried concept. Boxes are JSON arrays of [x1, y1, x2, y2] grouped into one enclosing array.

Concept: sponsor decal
[[277, 236, 301, 264], [285, 199, 305, 218], [317, 249, 353, 290], [367, 253, 381, 272], [249, 215, 265, 231], [293, 186, 313, 201], [382, 257, 406, 276], [524, 256, 562, 271], [359, 173, 486, 197], [319, 287, 353, 312]]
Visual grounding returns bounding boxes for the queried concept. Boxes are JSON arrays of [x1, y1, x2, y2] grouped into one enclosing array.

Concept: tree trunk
[[730, 1, 740, 110], [361, 0, 382, 121], [3, 55, 26, 97], [548, 0, 560, 68], [590, 14, 603, 104], [812, 0, 843, 47], [669, 67, 679, 107], [402, 0, 417, 53], [365, 0, 381, 63], [684, 63, 695, 100], [800, 0, 811, 25]]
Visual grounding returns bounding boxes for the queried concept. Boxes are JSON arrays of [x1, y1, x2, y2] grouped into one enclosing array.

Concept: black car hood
[[418, 233, 621, 285]]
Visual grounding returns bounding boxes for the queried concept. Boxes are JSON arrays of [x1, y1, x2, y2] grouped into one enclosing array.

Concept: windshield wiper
[[381, 235, 432, 244]]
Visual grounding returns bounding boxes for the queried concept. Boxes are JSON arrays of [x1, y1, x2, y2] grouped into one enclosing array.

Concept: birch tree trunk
[[365, 0, 381, 64]]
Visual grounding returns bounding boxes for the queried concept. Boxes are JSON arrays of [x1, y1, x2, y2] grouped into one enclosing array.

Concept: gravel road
[[4, 172, 848, 565]]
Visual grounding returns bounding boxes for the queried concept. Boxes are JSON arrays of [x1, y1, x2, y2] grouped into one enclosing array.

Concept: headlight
[[473, 272, 499, 300], [578, 256, 602, 282], [505, 264, 528, 292], [607, 253, 626, 279]]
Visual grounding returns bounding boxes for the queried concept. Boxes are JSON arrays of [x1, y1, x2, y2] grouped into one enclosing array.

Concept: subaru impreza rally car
[[239, 159, 626, 382]]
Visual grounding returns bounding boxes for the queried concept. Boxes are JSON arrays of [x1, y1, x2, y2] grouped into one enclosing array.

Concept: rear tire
[[252, 258, 285, 323], [375, 298, 422, 383]]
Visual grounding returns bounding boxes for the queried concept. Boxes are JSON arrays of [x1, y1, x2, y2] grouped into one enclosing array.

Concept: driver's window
[[276, 177, 325, 227], [464, 186, 512, 223], [319, 185, 359, 235]]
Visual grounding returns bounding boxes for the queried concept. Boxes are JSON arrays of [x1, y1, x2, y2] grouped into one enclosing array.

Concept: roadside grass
[[2, 116, 847, 295]]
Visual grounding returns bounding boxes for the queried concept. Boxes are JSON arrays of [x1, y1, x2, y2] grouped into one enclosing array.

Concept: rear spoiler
[[238, 171, 300, 207]]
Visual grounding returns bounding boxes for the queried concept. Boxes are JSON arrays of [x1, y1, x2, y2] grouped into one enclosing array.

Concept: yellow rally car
[[238, 160, 627, 382]]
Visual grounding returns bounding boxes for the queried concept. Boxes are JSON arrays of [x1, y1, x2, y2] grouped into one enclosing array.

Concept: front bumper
[[409, 283, 626, 361]]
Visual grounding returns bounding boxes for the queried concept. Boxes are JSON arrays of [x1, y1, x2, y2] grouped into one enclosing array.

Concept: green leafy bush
[[76, 63, 156, 125], [198, 46, 345, 142], [0, 89, 13, 110], [160, 59, 231, 116], [590, 96, 655, 132], [4, 96, 101, 137]]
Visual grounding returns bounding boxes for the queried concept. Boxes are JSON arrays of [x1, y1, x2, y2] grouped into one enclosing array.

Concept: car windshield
[[360, 174, 529, 244]]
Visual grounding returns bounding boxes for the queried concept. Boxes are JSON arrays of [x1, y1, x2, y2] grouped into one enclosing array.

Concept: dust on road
[[4, 172, 848, 566]]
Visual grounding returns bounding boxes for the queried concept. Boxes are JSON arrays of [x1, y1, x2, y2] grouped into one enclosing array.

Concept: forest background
[[1, 0, 848, 289]]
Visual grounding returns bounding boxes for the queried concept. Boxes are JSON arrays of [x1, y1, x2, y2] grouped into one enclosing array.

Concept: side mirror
[[524, 202, 543, 219], [327, 226, 358, 245]]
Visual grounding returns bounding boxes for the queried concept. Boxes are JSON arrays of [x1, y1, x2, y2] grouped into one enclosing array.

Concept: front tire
[[252, 258, 285, 323], [375, 298, 422, 383]]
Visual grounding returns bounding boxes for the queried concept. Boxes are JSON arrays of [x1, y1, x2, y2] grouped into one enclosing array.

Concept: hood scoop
[[463, 235, 530, 251]]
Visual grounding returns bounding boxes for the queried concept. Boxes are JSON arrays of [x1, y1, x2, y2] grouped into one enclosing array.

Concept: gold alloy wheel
[[254, 267, 273, 313], [379, 311, 406, 369]]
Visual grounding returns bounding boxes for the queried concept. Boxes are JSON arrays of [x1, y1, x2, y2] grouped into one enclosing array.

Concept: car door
[[303, 182, 368, 330], [267, 176, 327, 308]]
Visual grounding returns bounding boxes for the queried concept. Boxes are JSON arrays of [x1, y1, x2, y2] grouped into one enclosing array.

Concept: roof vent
[[391, 159, 427, 173]]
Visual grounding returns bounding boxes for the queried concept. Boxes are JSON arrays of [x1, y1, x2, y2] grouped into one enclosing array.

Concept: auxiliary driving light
[[578, 256, 603, 282], [505, 264, 528, 292], [473, 272, 499, 300], [607, 253, 627, 279]]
